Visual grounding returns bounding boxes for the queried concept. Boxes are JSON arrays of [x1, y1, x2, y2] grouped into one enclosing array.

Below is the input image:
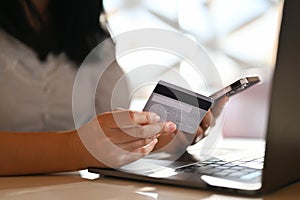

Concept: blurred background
[[102, 0, 284, 138]]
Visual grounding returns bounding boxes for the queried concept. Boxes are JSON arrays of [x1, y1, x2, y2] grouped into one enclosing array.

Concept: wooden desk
[[0, 171, 299, 200]]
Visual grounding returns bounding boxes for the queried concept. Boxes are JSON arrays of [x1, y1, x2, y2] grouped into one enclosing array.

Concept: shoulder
[[0, 29, 38, 64]]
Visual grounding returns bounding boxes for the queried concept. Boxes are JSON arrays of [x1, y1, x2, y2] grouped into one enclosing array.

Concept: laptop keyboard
[[175, 157, 263, 180]]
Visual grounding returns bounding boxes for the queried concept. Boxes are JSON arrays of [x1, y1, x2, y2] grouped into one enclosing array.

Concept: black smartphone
[[209, 76, 260, 100]]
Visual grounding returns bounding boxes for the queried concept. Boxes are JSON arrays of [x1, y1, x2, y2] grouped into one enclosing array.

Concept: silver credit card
[[143, 81, 213, 134]]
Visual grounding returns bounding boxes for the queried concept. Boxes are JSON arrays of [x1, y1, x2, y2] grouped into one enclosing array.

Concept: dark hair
[[0, 0, 108, 64]]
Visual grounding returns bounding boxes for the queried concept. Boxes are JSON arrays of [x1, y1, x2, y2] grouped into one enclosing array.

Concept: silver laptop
[[89, 1, 300, 195]]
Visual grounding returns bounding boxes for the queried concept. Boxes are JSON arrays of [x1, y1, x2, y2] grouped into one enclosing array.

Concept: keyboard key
[[202, 168, 222, 174], [230, 166, 246, 170]]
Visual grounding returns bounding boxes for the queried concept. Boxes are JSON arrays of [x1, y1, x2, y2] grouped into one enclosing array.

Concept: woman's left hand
[[193, 96, 229, 144]]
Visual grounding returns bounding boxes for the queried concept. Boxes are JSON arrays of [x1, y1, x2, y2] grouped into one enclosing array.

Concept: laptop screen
[[262, 0, 300, 192]]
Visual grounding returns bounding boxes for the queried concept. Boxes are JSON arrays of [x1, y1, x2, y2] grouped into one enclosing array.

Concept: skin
[[0, 104, 225, 176], [0, 111, 176, 176], [19, 0, 225, 148], [0, 1, 228, 176]]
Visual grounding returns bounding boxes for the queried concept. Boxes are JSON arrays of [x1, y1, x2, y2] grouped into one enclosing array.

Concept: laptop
[[89, 0, 300, 195]]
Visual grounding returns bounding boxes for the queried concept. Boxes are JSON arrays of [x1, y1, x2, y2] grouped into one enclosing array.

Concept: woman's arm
[[0, 129, 99, 176], [0, 110, 176, 176]]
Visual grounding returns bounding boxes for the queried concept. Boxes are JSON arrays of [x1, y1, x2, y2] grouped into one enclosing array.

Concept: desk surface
[[0, 171, 299, 200]]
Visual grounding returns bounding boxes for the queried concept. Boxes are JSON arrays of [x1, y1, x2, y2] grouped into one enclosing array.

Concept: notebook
[[89, 1, 300, 195]]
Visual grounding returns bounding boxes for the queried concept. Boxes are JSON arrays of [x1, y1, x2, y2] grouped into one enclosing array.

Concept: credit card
[[143, 81, 213, 134]]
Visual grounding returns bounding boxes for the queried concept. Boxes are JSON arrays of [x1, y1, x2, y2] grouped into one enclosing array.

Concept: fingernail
[[168, 123, 176, 132], [148, 138, 158, 147], [150, 113, 160, 123]]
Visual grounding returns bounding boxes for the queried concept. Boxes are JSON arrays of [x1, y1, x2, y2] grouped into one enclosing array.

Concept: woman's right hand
[[76, 110, 177, 169]]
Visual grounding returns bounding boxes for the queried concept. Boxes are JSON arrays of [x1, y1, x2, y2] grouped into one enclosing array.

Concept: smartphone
[[209, 76, 260, 100]]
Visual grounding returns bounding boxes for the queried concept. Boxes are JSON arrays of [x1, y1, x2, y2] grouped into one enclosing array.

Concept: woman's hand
[[76, 110, 177, 169], [195, 96, 229, 142]]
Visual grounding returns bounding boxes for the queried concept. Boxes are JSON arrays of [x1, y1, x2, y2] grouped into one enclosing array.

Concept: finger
[[132, 138, 158, 155], [191, 126, 205, 144], [117, 139, 158, 166], [103, 120, 175, 144], [106, 121, 175, 144], [211, 96, 229, 117], [130, 111, 160, 124], [118, 137, 157, 152], [123, 121, 176, 139], [114, 139, 157, 167], [196, 125, 205, 137], [102, 125, 158, 144], [201, 111, 213, 131], [98, 111, 161, 129], [196, 126, 205, 141], [161, 122, 177, 133]]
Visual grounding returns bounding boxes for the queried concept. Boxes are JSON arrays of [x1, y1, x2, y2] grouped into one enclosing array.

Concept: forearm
[[0, 130, 102, 176]]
